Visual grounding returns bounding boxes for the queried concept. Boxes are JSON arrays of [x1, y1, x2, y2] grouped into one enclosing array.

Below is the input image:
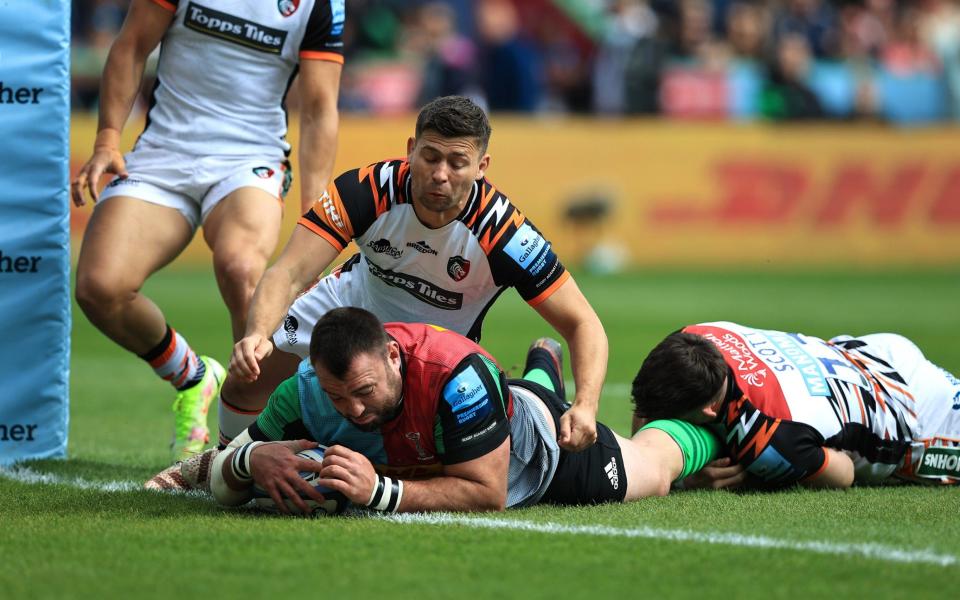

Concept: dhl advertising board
[[71, 115, 960, 267]]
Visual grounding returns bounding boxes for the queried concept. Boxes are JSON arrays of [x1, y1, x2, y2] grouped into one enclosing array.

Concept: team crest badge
[[252, 166, 275, 179], [278, 0, 299, 17], [447, 256, 470, 281]]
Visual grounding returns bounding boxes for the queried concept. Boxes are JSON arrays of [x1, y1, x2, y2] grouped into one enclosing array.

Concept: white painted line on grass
[[0, 465, 210, 497], [0, 465, 141, 492], [5, 465, 956, 567], [379, 512, 958, 568]]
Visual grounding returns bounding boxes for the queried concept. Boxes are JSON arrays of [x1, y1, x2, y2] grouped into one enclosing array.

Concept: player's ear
[[386, 340, 401, 369], [406, 136, 416, 157], [476, 153, 490, 181]]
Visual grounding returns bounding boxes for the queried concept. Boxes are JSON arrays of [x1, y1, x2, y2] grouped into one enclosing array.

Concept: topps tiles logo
[[185, 2, 288, 54]]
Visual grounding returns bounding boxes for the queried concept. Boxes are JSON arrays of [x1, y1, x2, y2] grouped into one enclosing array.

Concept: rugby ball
[[251, 446, 349, 516]]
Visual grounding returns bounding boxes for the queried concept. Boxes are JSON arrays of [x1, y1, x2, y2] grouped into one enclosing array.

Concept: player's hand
[[681, 457, 746, 490], [558, 403, 598, 452], [248, 439, 324, 515], [70, 147, 128, 207], [316, 444, 379, 506], [230, 334, 273, 382]]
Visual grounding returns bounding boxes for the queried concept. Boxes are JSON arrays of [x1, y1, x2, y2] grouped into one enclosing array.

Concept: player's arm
[[533, 277, 608, 451], [318, 438, 510, 512], [621, 420, 723, 498], [296, 58, 341, 215], [231, 226, 341, 380], [802, 447, 855, 488], [211, 376, 327, 512], [71, 0, 174, 206]]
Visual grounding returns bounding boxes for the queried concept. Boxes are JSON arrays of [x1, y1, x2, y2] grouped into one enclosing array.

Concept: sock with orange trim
[[138, 325, 205, 391]]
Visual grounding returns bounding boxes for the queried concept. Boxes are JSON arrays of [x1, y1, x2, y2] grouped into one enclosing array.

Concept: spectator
[[475, 0, 544, 112]]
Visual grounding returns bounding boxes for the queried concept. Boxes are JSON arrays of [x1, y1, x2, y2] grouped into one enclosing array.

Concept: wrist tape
[[230, 441, 265, 482], [366, 475, 404, 512]]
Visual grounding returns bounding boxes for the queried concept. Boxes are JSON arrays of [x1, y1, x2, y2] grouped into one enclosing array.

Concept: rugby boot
[[180, 447, 219, 493], [171, 356, 225, 461], [525, 337, 566, 398]]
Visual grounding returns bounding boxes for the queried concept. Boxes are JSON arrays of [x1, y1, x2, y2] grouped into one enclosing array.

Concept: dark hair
[[415, 96, 492, 153], [631, 331, 728, 420], [309, 307, 389, 379]]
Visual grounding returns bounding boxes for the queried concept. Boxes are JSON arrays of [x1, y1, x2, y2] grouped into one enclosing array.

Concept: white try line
[[379, 512, 958, 568], [4, 466, 956, 567], [0, 465, 207, 497]]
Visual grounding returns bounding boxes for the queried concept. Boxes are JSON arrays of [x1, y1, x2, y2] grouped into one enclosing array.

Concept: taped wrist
[[366, 475, 404, 512], [641, 420, 721, 480], [230, 441, 265, 482]]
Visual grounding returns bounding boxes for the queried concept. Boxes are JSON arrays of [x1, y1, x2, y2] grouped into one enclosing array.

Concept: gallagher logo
[[447, 256, 470, 281], [277, 0, 299, 17], [252, 166, 275, 179]]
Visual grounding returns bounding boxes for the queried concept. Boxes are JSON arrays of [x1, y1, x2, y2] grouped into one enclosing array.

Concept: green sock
[[522, 368, 556, 393], [640, 419, 722, 480]]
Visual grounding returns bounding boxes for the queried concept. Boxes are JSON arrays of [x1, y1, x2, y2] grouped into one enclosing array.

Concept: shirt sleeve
[[434, 354, 511, 465], [297, 164, 382, 251], [724, 403, 827, 489], [299, 0, 345, 63], [481, 197, 570, 306], [252, 375, 312, 441]]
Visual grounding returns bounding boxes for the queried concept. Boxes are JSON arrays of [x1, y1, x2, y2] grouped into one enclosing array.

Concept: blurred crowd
[[72, 0, 960, 123]]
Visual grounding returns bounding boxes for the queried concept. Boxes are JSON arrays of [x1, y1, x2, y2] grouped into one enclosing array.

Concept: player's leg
[[522, 337, 566, 397], [616, 420, 721, 499], [216, 348, 301, 447], [75, 196, 192, 353], [75, 194, 220, 459], [855, 333, 960, 482], [201, 186, 283, 341]]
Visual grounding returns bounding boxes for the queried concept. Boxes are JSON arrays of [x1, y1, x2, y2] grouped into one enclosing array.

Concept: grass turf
[[2, 266, 959, 598]]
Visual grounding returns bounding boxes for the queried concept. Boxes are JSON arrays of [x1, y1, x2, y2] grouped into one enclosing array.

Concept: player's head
[[310, 307, 404, 431], [408, 96, 492, 218], [631, 331, 731, 423]]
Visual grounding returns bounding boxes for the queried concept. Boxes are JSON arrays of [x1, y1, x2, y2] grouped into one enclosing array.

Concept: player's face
[[407, 131, 490, 226], [315, 342, 404, 432]]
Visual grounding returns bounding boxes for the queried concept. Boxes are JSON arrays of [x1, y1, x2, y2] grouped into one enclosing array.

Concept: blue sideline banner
[[0, 1, 70, 463]]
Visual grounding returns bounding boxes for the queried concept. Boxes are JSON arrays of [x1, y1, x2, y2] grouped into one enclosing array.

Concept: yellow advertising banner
[[70, 114, 960, 267]]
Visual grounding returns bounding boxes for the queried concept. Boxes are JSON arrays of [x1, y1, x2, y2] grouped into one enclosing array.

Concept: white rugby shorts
[[271, 267, 350, 359], [97, 140, 288, 229]]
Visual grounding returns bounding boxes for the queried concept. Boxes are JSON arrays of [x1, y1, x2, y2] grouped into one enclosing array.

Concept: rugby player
[[219, 95, 607, 455], [70, 0, 343, 460], [210, 308, 719, 513], [631, 322, 960, 489]]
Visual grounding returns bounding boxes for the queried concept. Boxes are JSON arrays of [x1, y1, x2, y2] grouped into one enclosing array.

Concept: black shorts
[[509, 380, 627, 505]]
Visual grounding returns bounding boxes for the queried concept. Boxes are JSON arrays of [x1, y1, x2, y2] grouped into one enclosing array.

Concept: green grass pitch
[[2, 266, 959, 599]]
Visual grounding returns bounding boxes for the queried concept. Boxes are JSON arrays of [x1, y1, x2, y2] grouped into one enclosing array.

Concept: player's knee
[[74, 270, 133, 318], [214, 252, 265, 295]]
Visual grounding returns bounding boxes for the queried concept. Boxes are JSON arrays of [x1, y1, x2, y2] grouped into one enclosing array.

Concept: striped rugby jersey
[[298, 158, 570, 342], [685, 322, 918, 488], [252, 322, 513, 479], [138, 0, 344, 158]]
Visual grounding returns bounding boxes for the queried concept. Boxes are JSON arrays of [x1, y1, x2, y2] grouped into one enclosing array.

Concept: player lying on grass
[[207, 307, 720, 513], [218, 95, 606, 456], [631, 322, 960, 489]]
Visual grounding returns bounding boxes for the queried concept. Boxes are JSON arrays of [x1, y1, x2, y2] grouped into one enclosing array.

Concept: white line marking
[[4, 466, 956, 567], [0, 466, 207, 497], [379, 512, 958, 567]]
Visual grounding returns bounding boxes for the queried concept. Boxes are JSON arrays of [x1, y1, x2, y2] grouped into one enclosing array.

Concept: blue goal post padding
[[0, 2, 71, 464]]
